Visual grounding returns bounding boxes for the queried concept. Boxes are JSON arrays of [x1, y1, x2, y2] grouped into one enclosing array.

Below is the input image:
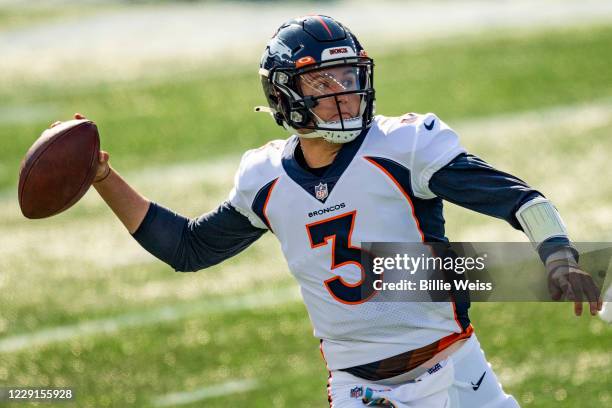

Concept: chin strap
[[307, 113, 364, 143], [255, 105, 364, 143]]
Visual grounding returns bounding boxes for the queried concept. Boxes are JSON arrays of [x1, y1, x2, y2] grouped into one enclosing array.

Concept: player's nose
[[336, 92, 349, 104]]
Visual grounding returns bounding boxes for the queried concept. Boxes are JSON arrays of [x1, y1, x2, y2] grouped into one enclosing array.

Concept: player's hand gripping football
[[546, 251, 603, 316], [51, 113, 111, 183], [49, 113, 149, 233]]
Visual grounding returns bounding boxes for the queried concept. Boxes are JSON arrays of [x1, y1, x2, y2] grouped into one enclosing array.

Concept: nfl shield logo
[[315, 182, 328, 201], [350, 386, 363, 398]]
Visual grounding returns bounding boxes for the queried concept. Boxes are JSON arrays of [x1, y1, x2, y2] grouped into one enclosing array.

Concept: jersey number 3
[[306, 211, 377, 305]]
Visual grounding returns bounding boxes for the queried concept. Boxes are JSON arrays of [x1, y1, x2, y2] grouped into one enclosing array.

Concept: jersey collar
[[281, 127, 369, 203]]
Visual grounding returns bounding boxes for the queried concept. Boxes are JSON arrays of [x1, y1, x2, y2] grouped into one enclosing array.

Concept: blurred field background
[[1, 0, 611, 407]]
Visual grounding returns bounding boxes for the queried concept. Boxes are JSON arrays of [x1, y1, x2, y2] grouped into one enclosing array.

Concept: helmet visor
[[299, 65, 364, 96], [295, 63, 373, 131]]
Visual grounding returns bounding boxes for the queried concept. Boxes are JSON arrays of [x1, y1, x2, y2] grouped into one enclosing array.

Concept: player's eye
[[311, 78, 335, 93], [314, 81, 327, 90], [342, 78, 355, 88]]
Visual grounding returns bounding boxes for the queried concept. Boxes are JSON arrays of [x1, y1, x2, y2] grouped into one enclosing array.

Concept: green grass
[[1, 302, 325, 408], [471, 304, 611, 407], [3, 24, 612, 191], [0, 5, 113, 32], [1, 24, 612, 408]]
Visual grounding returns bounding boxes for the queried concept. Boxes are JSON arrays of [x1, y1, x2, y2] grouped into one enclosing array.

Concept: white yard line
[[1, 0, 611, 84], [152, 379, 260, 407], [0, 104, 60, 125], [1, 100, 610, 353], [0, 286, 301, 353], [454, 100, 612, 140], [0, 155, 239, 270], [2, 98, 610, 204], [1, 99, 611, 263]]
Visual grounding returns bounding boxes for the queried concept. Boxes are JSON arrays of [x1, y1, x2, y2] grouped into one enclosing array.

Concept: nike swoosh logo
[[471, 371, 486, 391], [424, 119, 435, 130]]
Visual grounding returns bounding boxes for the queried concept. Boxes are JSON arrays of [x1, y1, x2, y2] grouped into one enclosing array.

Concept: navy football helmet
[[257, 15, 375, 143]]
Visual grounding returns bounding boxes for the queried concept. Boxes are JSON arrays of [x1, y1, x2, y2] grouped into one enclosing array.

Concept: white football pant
[[327, 334, 519, 408]]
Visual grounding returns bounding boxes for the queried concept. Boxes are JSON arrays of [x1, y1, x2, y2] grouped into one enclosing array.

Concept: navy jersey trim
[[452, 299, 471, 332], [364, 156, 447, 243], [281, 128, 368, 203], [251, 178, 279, 232]]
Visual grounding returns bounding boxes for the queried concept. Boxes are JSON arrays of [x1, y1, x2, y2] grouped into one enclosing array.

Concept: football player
[[77, 15, 602, 408]]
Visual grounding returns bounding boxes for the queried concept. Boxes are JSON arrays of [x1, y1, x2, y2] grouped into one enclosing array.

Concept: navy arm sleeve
[[429, 153, 575, 262], [131, 201, 266, 272], [429, 153, 541, 229]]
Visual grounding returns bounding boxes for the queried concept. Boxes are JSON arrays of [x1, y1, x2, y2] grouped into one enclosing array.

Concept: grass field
[[0, 6, 94, 31], [1, 20, 611, 408]]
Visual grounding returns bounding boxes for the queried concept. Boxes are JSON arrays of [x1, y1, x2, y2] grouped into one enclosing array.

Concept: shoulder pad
[[234, 139, 285, 193], [229, 139, 286, 229], [415, 112, 442, 133], [370, 113, 446, 155], [368, 113, 465, 199], [375, 112, 442, 135]]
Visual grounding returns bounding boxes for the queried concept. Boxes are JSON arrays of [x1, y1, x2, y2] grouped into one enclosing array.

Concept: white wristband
[[515, 197, 569, 248]]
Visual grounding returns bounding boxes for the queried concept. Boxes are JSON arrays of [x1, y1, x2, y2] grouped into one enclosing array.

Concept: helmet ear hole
[[276, 92, 299, 127], [291, 111, 308, 127]]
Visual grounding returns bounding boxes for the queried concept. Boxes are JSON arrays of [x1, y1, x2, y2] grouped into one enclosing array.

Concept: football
[[18, 119, 100, 219]]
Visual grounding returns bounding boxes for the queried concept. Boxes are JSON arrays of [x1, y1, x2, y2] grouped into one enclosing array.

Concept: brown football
[[18, 119, 100, 219]]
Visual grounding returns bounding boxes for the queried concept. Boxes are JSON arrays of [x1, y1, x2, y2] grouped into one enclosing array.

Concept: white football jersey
[[229, 113, 468, 370]]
